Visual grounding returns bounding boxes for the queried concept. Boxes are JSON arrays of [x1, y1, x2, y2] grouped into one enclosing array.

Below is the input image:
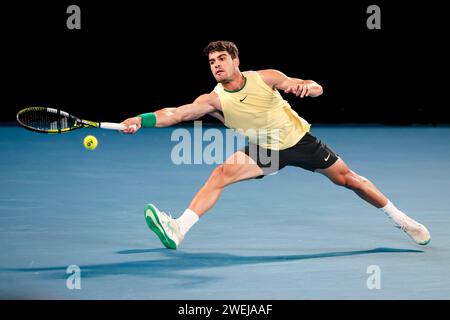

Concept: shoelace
[[392, 214, 410, 232], [395, 215, 424, 235], [159, 211, 180, 238], [160, 211, 173, 220]]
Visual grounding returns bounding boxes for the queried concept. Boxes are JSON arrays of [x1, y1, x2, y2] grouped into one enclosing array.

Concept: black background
[[1, 1, 447, 125], [0, 300, 447, 317]]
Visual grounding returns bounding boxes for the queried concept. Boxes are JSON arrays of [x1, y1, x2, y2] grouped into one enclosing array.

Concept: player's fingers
[[300, 85, 308, 98], [296, 84, 303, 97], [131, 123, 140, 134], [284, 87, 292, 93], [123, 122, 136, 134], [290, 86, 298, 94], [301, 84, 308, 97], [120, 122, 130, 133], [128, 126, 137, 134], [304, 86, 310, 97]]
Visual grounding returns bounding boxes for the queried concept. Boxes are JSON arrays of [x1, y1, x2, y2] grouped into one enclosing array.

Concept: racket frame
[[16, 107, 126, 133]]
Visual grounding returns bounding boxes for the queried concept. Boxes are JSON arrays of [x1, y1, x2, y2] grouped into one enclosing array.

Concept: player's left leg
[[317, 157, 431, 245], [316, 157, 387, 208]]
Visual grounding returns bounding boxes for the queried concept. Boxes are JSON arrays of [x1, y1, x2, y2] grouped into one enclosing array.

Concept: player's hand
[[121, 116, 142, 134], [284, 82, 311, 98]]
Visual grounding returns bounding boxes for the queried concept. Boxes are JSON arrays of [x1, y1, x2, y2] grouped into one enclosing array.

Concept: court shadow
[[116, 248, 167, 254], [3, 247, 423, 286]]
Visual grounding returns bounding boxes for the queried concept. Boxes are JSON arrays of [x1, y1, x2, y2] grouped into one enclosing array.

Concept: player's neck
[[222, 72, 245, 91]]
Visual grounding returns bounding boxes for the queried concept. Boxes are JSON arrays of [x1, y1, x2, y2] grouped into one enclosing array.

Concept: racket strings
[[18, 110, 76, 131]]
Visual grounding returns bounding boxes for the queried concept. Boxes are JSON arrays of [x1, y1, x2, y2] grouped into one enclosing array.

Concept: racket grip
[[100, 122, 137, 131]]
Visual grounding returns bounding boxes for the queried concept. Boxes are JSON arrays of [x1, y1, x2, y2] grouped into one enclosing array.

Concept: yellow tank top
[[213, 70, 311, 150]]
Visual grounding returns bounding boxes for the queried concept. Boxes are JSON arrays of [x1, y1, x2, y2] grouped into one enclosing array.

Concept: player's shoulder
[[256, 69, 283, 77], [251, 69, 278, 83], [242, 70, 256, 76], [212, 82, 224, 94], [255, 69, 287, 89], [244, 70, 265, 80]]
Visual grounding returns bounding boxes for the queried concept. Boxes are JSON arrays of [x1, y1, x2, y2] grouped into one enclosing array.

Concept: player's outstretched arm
[[258, 69, 323, 98], [121, 94, 217, 134]]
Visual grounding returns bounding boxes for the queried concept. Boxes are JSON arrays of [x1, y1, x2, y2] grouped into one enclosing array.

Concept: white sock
[[176, 209, 199, 236], [380, 200, 407, 222]]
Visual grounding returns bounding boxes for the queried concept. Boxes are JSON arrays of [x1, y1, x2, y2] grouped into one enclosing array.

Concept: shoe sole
[[144, 204, 177, 249], [418, 237, 431, 246], [418, 226, 431, 246]]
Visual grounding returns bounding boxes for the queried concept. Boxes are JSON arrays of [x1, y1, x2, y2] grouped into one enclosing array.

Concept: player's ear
[[234, 57, 240, 68]]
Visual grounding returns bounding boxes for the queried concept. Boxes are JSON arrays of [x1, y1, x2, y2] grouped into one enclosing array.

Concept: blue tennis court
[[1, 124, 449, 299]]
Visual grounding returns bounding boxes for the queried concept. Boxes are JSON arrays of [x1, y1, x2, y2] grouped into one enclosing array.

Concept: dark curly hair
[[204, 41, 239, 59]]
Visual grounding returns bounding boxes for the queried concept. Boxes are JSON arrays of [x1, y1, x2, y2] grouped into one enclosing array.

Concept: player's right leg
[[144, 151, 263, 249], [188, 150, 263, 217]]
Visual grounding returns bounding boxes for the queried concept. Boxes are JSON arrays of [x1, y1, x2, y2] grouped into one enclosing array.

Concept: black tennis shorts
[[241, 132, 339, 179]]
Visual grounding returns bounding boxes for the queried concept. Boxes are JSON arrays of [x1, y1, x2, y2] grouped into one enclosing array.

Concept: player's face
[[208, 51, 239, 83]]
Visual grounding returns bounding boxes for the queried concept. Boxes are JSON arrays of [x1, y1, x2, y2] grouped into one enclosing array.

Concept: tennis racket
[[16, 107, 135, 134]]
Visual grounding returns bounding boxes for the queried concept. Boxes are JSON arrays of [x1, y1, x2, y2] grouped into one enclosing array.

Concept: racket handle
[[100, 122, 137, 131]]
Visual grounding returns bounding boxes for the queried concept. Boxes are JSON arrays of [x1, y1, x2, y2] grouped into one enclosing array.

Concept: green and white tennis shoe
[[393, 214, 431, 246], [144, 203, 184, 249]]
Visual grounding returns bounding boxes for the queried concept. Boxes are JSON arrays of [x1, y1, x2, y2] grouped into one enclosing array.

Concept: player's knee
[[210, 165, 234, 188], [209, 165, 224, 184]]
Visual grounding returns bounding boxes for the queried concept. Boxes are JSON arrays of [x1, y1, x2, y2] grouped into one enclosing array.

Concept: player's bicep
[[178, 103, 215, 121], [258, 69, 303, 90]]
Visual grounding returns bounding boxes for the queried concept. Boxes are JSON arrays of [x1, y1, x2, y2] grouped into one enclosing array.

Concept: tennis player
[[122, 41, 430, 249]]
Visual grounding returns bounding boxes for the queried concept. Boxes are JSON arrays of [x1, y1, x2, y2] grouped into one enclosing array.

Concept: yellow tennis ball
[[83, 135, 98, 150]]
